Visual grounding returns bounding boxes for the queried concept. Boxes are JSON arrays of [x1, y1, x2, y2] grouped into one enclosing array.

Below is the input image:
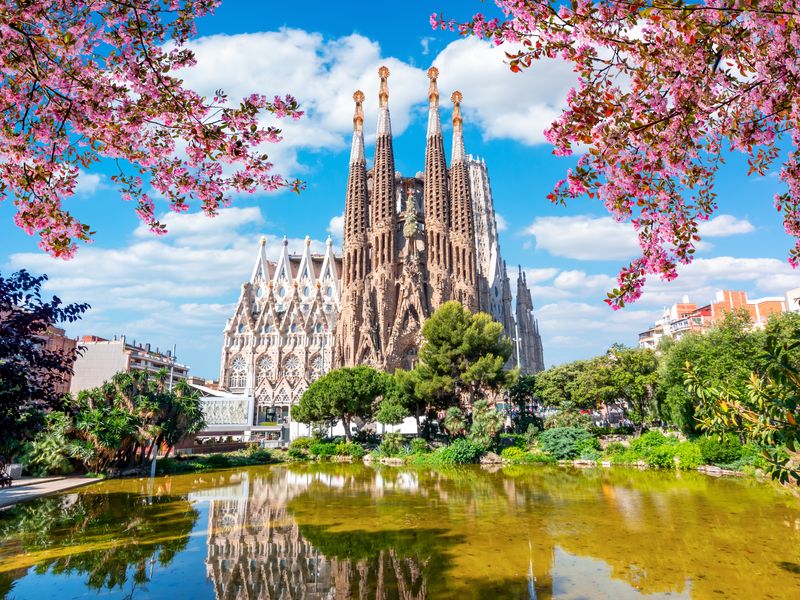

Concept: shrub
[[287, 446, 307, 461], [409, 438, 429, 454], [538, 427, 592, 460], [629, 431, 677, 455], [289, 436, 314, 450], [443, 407, 466, 437], [335, 441, 366, 459], [602, 442, 627, 457], [523, 423, 540, 447], [379, 432, 404, 457], [499, 433, 527, 450], [501, 447, 527, 462], [467, 399, 504, 450], [674, 442, 703, 470], [646, 445, 677, 469], [695, 435, 743, 465], [203, 453, 233, 469], [309, 442, 337, 458], [21, 412, 74, 476], [575, 436, 601, 460], [438, 438, 483, 464]]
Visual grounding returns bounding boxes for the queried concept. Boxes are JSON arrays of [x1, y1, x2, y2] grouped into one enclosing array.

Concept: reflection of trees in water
[[0, 489, 198, 595]]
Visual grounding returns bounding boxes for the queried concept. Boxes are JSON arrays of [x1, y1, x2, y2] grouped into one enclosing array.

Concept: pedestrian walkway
[[0, 476, 98, 509]]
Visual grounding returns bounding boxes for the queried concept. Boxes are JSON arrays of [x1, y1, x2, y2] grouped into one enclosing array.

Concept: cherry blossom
[[434, 1, 800, 308], [1, 0, 303, 258]]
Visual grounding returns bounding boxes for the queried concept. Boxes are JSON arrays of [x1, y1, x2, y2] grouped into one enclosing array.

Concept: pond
[[1, 464, 799, 599]]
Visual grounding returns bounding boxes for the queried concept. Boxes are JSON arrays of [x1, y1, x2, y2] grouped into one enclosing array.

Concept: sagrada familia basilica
[[208, 67, 544, 441]]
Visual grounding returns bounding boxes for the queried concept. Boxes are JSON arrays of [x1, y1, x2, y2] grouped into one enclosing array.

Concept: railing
[[200, 397, 249, 426]]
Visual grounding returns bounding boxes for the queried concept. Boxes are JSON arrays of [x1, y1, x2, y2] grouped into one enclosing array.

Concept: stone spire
[[371, 66, 397, 272], [349, 90, 365, 164], [335, 90, 371, 367], [451, 91, 466, 164], [423, 66, 451, 307], [447, 90, 478, 311], [515, 266, 545, 373]]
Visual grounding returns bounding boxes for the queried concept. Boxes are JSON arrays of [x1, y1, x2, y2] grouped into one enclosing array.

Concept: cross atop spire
[[352, 90, 364, 131], [451, 90, 466, 163], [427, 66, 439, 106], [378, 66, 390, 108]]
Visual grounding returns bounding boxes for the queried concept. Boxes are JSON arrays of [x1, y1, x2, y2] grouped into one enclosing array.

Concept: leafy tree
[[292, 366, 384, 441], [507, 373, 544, 433], [687, 335, 800, 483], [0, 270, 89, 456], [604, 346, 659, 433], [2, 1, 303, 257], [416, 301, 513, 409], [436, 2, 800, 308], [658, 311, 761, 433]]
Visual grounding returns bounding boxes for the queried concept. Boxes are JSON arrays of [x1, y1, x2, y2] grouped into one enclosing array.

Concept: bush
[[629, 431, 677, 455], [538, 427, 593, 460], [646, 445, 677, 469], [409, 438, 429, 454], [379, 432, 405, 457], [501, 447, 527, 462], [287, 446, 307, 461], [467, 399, 504, 450], [309, 442, 337, 458], [335, 441, 366, 459], [602, 442, 627, 457], [203, 453, 233, 469], [289, 436, 314, 450], [438, 438, 483, 464], [499, 433, 527, 450], [696, 435, 743, 465], [523, 423, 540, 447], [674, 442, 703, 470], [575, 436, 601, 460]]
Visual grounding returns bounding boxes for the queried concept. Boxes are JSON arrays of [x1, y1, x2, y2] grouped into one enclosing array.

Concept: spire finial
[[282, 236, 288, 246], [427, 66, 439, 106], [378, 66, 390, 108], [451, 90, 463, 130], [260, 235, 267, 247], [305, 235, 311, 246], [353, 90, 364, 131], [326, 236, 333, 247]]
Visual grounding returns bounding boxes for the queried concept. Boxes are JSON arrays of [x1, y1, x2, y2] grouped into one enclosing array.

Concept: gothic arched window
[[229, 355, 247, 388]]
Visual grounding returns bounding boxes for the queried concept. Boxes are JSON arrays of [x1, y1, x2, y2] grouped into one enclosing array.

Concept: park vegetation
[[289, 303, 800, 481]]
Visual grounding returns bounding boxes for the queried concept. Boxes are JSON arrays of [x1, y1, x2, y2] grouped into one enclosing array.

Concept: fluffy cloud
[[327, 213, 344, 244], [523, 215, 639, 261], [75, 171, 103, 196], [522, 213, 754, 262], [495, 213, 508, 233], [699, 214, 755, 237], [7, 207, 329, 377], [432, 37, 576, 145], [179, 29, 429, 175]]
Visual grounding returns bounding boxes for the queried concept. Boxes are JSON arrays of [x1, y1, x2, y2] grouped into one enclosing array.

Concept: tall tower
[[366, 66, 398, 363], [448, 91, 479, 312], [335, 91, 370, 366], [515, 267, 545, 373], [422, 67, 451, 308]]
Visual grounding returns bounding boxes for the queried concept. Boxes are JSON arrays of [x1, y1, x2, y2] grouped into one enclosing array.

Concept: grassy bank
[[156, 447, 284, 474]]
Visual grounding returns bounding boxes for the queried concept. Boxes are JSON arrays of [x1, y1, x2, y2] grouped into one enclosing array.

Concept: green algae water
[[1, 464, 799, 599]]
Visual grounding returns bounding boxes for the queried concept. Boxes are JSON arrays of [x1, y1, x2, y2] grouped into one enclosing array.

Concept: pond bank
[[0, 476, 98, 509]]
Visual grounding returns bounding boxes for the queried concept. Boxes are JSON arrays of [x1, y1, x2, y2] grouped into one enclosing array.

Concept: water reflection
[[1, 465, 799, 599]]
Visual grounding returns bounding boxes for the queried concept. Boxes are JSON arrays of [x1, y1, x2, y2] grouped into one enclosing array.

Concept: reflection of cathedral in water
[[192, 469, 429, 600]]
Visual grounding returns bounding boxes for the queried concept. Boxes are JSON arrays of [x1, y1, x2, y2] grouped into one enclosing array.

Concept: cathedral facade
[[213, 67, 543, 442], [333, 66, 544, 373]]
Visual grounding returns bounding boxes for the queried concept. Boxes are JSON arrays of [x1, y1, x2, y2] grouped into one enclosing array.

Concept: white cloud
[[327, 213, 344, 244], [432, 37, 576, 145], [75, 170, 103, 196], [7, 207, 329, 377], [699, 214, 755, 237], [524, 215, 639, 261], [179, 29, 430, 176], [495, 213, 508, 233]]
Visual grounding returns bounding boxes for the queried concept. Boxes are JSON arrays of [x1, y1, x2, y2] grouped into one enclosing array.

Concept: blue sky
[[1, 0, 797, 378]]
